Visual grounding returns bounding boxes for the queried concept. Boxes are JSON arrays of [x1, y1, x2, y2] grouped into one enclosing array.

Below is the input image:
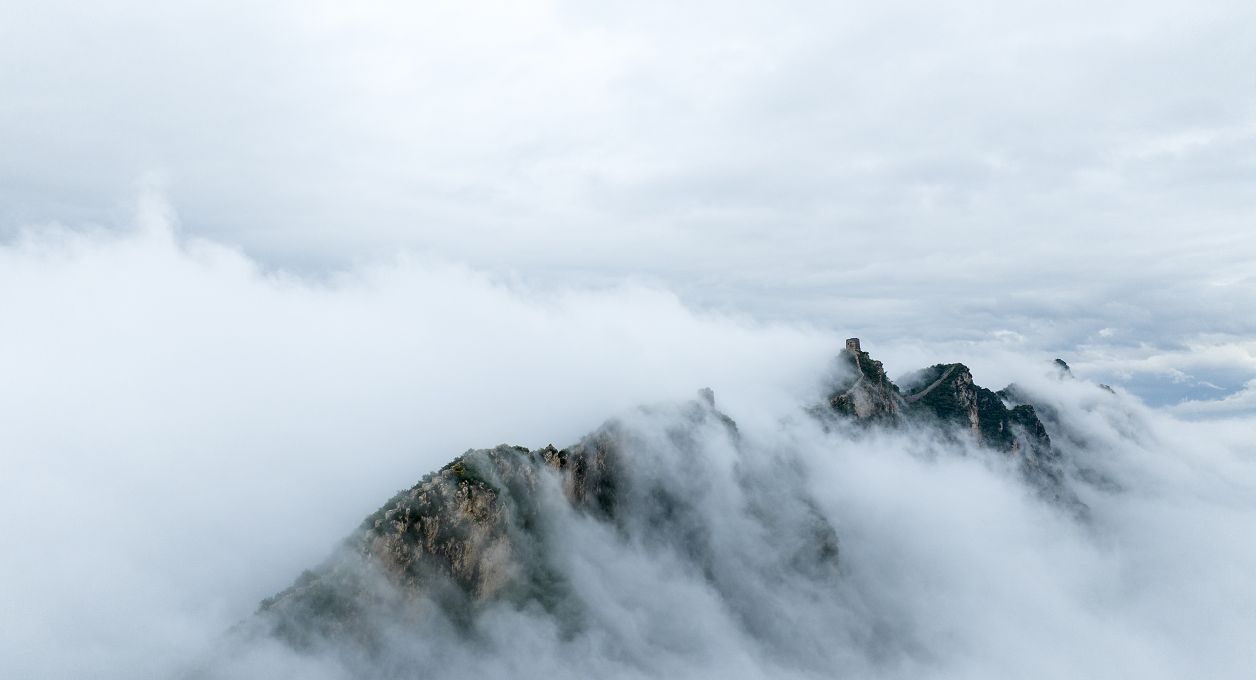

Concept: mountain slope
[[244, 340, 1090, 664]]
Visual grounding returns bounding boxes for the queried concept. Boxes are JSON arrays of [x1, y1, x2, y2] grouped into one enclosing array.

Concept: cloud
[[2, 207, 1255, 679], [0, 204, 836, 679], [2, 0, 1255, 673], [1, 1, 1254, 403], [1172, 378, 1256, 418]]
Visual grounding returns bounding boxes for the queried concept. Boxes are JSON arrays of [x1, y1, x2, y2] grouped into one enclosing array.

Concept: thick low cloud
[[0, 206, 834, 678], [2, 212, 1254, 679], [4, 2, 1253, 674], [2, 1, 1254, 403]]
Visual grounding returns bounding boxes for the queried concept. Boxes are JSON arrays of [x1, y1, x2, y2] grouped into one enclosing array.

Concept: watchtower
[[845, 337, 861, 353]]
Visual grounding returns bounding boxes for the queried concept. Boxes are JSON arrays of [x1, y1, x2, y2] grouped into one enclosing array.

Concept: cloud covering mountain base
[[2, 213, 1254, 679]]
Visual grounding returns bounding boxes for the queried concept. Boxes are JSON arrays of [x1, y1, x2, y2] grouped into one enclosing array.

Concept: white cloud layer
[[2, 1, 1255, 675], [1, 0, 1254, 402], [2, 212, 1254, 679], [0, 208, 834, 677]]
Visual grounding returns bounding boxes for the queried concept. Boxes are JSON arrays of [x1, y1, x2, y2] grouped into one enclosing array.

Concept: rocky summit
[[823, 339, 1073, 503], [257, 429, 623, 649], [248, 340, 1086, 657]]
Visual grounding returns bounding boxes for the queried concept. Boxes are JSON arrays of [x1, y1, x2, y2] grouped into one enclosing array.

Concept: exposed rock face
[[903, 362, 1051, 453], [825, 345, 1078, 510], [258, 432, 624, 647], [827, 339, 903, 420], [253, 392, 838, 654], [253, 342, 1088, 657]]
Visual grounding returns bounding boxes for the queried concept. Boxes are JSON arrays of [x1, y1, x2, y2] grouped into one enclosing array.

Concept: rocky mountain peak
[[1053, 358, 1073, 377], [820, 342, 1074, 508], [826, 338, 903, 420], [249, 340, 1085, 658]]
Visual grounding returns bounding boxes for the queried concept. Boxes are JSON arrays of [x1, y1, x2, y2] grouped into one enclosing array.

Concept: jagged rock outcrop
[[825, 341, 1052, 453], [251, 342, 1089, 658], [902, 362, 1051, 454], [823, 341, 1079, 510], [258, 429, 624, 647], [252, 390, 836, 654], [826, 338, 903, 420]]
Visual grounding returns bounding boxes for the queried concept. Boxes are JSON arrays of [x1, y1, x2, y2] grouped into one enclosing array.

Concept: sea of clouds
[[2, 207, 1254, 679], [5, 0, 1256, 380], [4, 1, 1254, 675]]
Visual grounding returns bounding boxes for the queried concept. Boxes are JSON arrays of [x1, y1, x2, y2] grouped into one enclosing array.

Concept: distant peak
[[1053, 358, 1073, 378]]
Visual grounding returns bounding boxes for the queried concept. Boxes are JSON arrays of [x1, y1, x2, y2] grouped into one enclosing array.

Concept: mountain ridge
[[243, 339, 1090, 661]]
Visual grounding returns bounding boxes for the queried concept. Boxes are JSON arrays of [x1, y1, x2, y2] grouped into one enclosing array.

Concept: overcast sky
[[4, 4, 1256, 679], [2, 0, 1254, 405]]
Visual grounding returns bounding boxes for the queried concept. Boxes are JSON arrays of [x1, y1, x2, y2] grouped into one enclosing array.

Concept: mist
[[4, 0, 1256, 406], [5, 0, 1253, 674], [2, 209, 1254, 679], [0, 203, 832, 677]]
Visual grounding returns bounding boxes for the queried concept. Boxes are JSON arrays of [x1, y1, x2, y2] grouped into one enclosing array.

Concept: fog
[[0, 202, 832, 677], [3, 0, 1256, 405], [2, 211, 1254, 679], [4, 1, 1253, 674]]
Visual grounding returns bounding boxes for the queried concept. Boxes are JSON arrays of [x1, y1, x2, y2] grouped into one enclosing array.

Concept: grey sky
[[2, 0, 1254, 403], [3, 4, 1256, 677]]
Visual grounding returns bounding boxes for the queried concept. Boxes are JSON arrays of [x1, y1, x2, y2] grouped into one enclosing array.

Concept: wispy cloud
[[2, 208, 1255, 678], [2, 1, 1254, 403]]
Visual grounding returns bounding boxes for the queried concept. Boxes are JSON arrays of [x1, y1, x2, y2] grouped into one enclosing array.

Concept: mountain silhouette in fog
[[237, 339, 1095, 663]]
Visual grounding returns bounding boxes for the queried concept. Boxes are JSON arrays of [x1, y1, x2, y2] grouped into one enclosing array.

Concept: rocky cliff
[[825, 340, 1074, 505], [257, 428, 623, 648], [826, 342, 903, 420], [250, 340, 1084, 655], [251, 392, 842, 656]]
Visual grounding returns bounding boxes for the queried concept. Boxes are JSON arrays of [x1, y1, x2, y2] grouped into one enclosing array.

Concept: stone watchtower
[[845, 337, 861, 353]]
